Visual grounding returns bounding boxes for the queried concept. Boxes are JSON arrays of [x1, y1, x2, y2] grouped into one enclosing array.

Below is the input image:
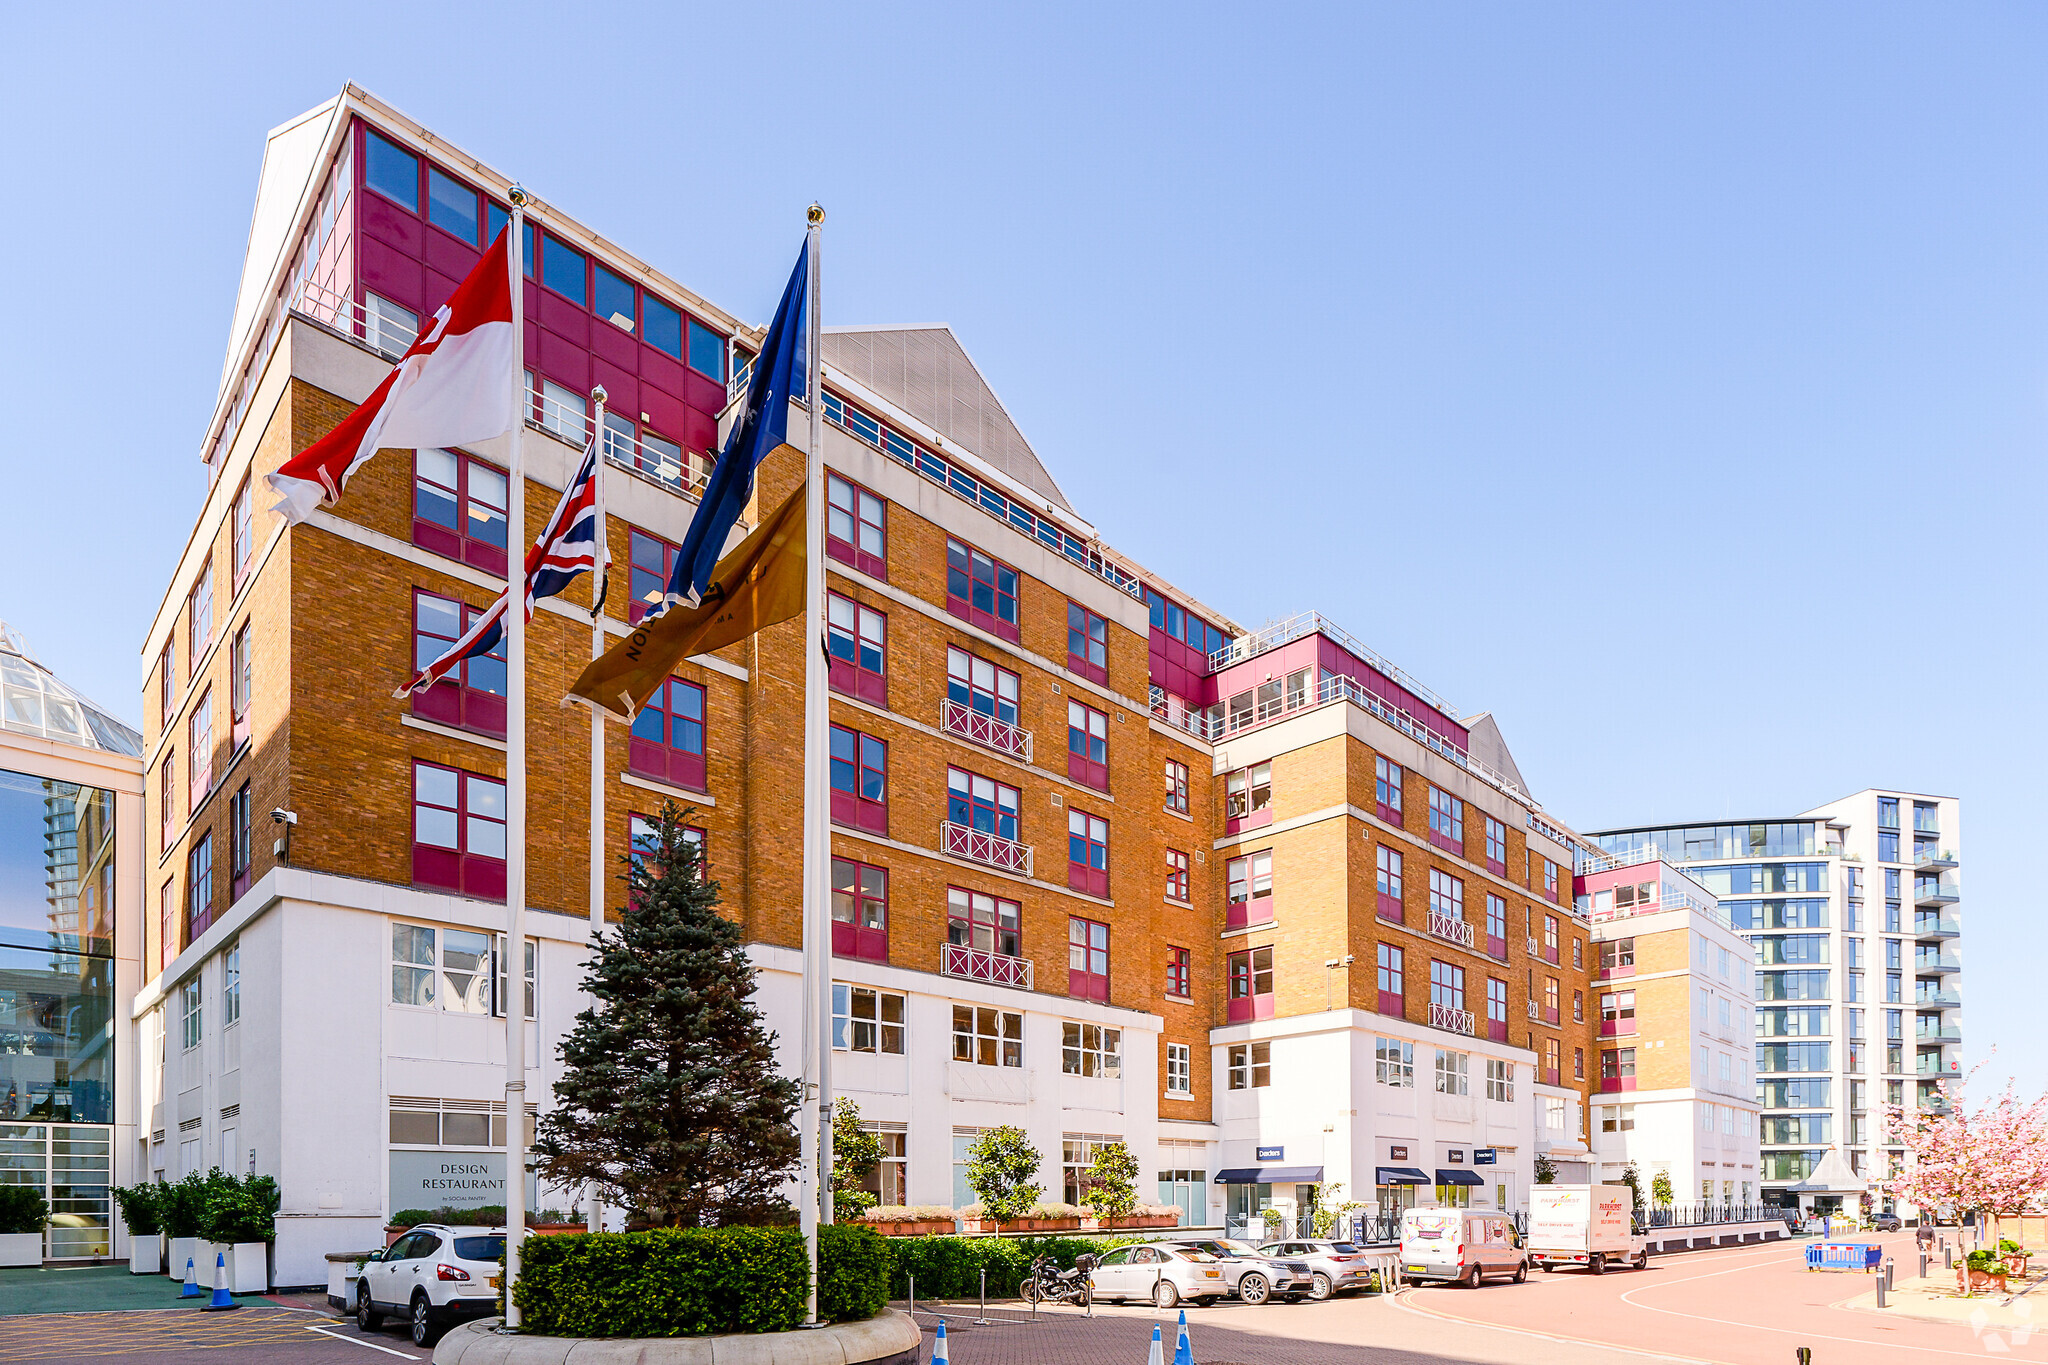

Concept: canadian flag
[[267, 228, 517, 524]]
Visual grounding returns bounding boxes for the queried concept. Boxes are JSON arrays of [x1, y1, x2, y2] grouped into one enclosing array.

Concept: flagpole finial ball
[[807, 203, 825, 227], [509, 184, 533, 208], [591, 384, 609, 407]]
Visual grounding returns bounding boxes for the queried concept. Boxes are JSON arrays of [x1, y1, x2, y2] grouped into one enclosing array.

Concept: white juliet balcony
[[940, 821, 1033, 877], [1431, 1002, 1476, 1036], [941, 700, 1033, 762], [941, 942, 1034, 990], [1428, 911, 1476, 949]]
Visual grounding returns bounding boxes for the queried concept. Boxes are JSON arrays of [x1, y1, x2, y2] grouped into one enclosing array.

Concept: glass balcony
[[1913, 954, 1962, 975], [1914, 881, 1960, 908], [1915, 848, 1958, 872], [1912, 917, 1962, 941]]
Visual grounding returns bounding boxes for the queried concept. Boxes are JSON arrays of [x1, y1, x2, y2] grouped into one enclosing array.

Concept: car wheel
[[1153, 1278, 1180, 1310], [1238, 1272, 1270, 1304], [1636, 1249, 1650, 1270], [357, 1285, 381, 1332], [1513, 1261, 1528, 1284], [1308, 1272, 1333, 1301], [1465, 1263, 1483, 1290], [1589, 1254, 1606, 1276], [410, 1295, 441, 1348]]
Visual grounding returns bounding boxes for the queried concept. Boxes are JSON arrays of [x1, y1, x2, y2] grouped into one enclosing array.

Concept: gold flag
[[567, 482, 807, 721]]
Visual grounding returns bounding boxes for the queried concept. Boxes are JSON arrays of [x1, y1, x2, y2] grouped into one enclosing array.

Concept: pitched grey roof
[[821, 326, 1075, 515]]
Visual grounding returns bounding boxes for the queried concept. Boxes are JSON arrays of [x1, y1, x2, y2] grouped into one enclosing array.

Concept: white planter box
[[231, 1242, 269, 1294], [0, 1232, 42, 1267], [170, 1237, 197, 1281], [193, 1242, 225, 1286], [130, 1234, 162, 1275]]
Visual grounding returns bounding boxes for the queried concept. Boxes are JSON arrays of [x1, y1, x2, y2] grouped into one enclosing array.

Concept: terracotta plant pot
[[868, 1221, 954, 1237], [1958, 1267, 2010, 1295]]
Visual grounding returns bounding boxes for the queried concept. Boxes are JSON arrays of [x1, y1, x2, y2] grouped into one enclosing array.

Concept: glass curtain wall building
[[1590, 791, 1962, 1217]]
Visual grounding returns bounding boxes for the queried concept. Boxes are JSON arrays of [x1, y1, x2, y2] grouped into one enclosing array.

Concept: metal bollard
[[1945, 1244, 1953, 1270], [978, 1268, 988, 1325], [1920, 1251, 1928, 1280], [908, 1274, 915, 1317], [1877, 1273, 1888, 1309], [1797, 1348, 1813, 1365]]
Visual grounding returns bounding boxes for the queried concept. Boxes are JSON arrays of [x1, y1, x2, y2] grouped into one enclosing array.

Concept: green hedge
[[513, 1226, 890, 1337], [887, 1233, 1152, 1299]]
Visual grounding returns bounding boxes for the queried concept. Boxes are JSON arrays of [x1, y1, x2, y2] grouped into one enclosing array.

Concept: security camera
[[271, 808, 297, 825]]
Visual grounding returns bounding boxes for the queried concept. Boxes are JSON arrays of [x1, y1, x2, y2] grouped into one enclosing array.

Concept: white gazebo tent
[[1784, 1147, 1867, 1216]]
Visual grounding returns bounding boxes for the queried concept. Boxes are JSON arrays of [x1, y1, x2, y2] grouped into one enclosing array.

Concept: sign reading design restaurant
[[388, 1152, 536, 1213]]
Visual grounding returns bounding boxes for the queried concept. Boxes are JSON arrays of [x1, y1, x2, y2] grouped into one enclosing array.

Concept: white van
[[1525, 1184, 1648, 1274], [1398, 1207, 1527, 1288]]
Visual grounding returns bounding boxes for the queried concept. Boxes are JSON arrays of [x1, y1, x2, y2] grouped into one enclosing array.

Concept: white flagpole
[[798, 203, 828, 1323], [503, 187, 532, 1329], [585, 383, 609, 1237]]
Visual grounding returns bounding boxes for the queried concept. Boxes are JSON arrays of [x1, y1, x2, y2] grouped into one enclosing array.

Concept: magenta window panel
[[359, 192, 422, 256], [538, 291, 589, 343], [1545, 1067, 1561, 1087], [642, 348, 687, 399], [589, 318, 637, 371], [539, 333, 589, 389], [1225, 897, 1274, 932], [1377, 989, 1403, 1016], [1544, 1006, 1560, 1025], [1487, 934, 1507, 959], [684, 370, 726, 414], [423, 230, 480, 285], [360, 238, 424, 313], [421, 267, 461, 318], [1488, 1019, 1509, 1043], [640, 387, 687, 443], [1428, 829, 1461, 856], [678, 404, 717, 454], [1377, 894, 1403, 924], [629, 679, 708, 791], [1224, 808, 1271, 837], [591, 358, 638, 416]]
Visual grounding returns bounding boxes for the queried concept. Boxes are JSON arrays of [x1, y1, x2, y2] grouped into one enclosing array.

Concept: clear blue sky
[[4, 5, 2040, 1094]]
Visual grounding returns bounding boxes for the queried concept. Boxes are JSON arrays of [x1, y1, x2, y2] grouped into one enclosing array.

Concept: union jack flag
[[396, 437, 608, 698]]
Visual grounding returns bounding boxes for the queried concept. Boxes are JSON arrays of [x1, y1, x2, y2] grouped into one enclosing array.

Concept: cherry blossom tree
[[1883, 1059, 2048, 1223]]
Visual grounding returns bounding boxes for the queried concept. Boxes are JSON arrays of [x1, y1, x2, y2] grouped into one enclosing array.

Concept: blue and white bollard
[[202, 1252, 239, 1311], [1148, 1321, 1165, 1365], [1173, 1308, 1194, 1365], [179, 1258, 202, 1298]]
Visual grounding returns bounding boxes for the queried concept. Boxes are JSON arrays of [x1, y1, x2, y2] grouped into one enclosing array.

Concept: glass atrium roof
[[0, 621, 143, 757]]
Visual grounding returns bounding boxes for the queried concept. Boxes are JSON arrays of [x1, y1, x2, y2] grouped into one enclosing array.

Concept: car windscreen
[[453, 1235, 505, 1261]]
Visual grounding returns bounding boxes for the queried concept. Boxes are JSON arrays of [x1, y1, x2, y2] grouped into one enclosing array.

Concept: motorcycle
[[1020, 1252, 1096, 1306]]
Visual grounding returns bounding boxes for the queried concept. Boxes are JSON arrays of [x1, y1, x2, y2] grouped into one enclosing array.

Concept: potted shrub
[[1960, 1248, 2011, 1296], [1999, 1237, 2030, 1277], [161, 1172, 210, 1283], [199, 1173, 278, 1294], [962, 1126, 1042, 1232], [859, 1206, 957, 1237], [1124, 1204, 1183, 1230], [0, 1184, 47, 1267], [112, 1184, 164, 1274], [1025, 1202, 1085, 1232]]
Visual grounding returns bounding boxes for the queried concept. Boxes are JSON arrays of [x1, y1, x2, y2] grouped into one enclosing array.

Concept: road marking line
[[303, 1324, 424, 1359]]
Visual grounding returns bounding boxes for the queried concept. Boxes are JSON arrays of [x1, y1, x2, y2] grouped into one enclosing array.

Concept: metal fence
[[1639, 1204, 1783, 1230]]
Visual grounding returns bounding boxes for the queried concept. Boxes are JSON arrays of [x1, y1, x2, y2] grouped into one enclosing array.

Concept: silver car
[[1087, 1243, 1232, 1309], [1162, 1238, 1316, 1304], [1257, 1238, 1381, 1300]]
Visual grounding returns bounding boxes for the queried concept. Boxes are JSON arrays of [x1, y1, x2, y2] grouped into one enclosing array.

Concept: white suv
[[357, 1224, 506, 1347]]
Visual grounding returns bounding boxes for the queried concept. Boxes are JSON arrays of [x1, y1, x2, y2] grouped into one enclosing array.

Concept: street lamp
[[1324, 955, 1354, 1011]]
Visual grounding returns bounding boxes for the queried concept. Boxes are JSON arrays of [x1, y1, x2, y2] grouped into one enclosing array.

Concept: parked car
[[1872, 1213, 1903, 1232], [1160, 1239, 1316, 1304], [357, 1224, 506, 1347], [1256, 1239, 1380, 1299], [1398, 1208, 1529, 1287], [1087, 1244, 1231, 1308]]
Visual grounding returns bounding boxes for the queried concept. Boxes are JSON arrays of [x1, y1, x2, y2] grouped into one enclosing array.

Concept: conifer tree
[[534, 803, 801, 1226]]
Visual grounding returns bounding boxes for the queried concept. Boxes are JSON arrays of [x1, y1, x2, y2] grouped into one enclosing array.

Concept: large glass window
[[410, 762, 507, 899], [1063, 1022, 1121, 1077], [945, 538, 1020, 640], [413, 449, 509, 576], [829, 726, 888, 833], [629, 679, 707, 791], [0, 770, 117, 956], [826, 474, 886, 577], [825, 593, 886, 706], [832, 985, 904, 1054], [952, 1006, 1022, 1068], [363, 128, 420, 211], [411, 590, 508, 736]]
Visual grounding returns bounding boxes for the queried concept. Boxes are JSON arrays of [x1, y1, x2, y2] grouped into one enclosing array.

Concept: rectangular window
[[1878, 796, 1900, 828], [542, 232, 587, 304], [363, 127, 420, 210], [1166, 945, 1191, 998], [1067, 810, 1108, 897], [1573, 989, 1584, 1022], [222, 941, 241, 1027], [411, 761, 508, 899], [1165, 1042, 1191, 1095], [1374, 756, 1402, 824], [1543, 914, 1559, 962], [830, 857, 888, 962], [188, 690, 214, 807], [1878, 831, 1899, 862], [1486, 977, 1508, 1038], [228, 783, 252, 901], [159, 752, 175, 854], [493, 934, 540, 1021], [187, 832, 214, 941], [945, 537, 1020, 641], [188, 560, 215, 670], [160, 879, 176, 971], [1601, 990, 1636, 1034], [627, 528, 679, 624], [952, 1005, 1023, 1067], [426, 164, 481, 243], [1225, 762, 1272, 831], [1226, 850, 1274, 929], [1228, 945, 1275, 1022], [826, 473, 887, 577], [1228, 1040, 1271, 1090], [160, 640, 176, 731], [1434, 1049, 1468, 1096], [1063, 1021, 1122, 1076], [946, 885, 1021, 962], [411, 590, 508, 736], [1375, 1036, 1414, 1087], [832, 985, 905, 1054], [413, 448, 510, 576], [945, 647, 1022, 736], [1486, 1058, 1514, 1102], [1067, 602, 1108, 684], [826, 592, 887, 706], [947, 766, 1020, 840], [1430, 959, 1466, 1012], [1485, 894, 1507, 957], [231, 478, 254, 590], [1165, 847, 1190, 903], [1601, 937, 1636, 972], [1543, 975, 1560, 1023], [1067, 700, 1108, 791], [1574, 1047, 1585, 1081], [1068, 916, 1110, 1001], [366, 292, 418, 358], [1602, 1047, 1638, 1087], [180, 978, 202, 1051], [640, 292, 685, 357], [687, 318, 726, 380], [1428, 868, 1464, 933], [631, 678, 709, 792], [1544, 1037, 1561, 1084], [230, 621, 252, 750], [1376, 942, 1405, 1016], [1427, 787, 1464, 854], [1163, 760, 1189, 815], [1376, 845, 1404, 923], [593, 260, 636, 332], [1543, 858, 1559, 902], [1483, 816, 1507, 874]]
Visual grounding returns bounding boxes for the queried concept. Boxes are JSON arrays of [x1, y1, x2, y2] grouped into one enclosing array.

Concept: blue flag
[[661, 240, 809, 613]]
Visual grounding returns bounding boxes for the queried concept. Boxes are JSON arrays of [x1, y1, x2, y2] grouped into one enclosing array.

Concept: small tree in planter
[[964, 1126, 1041, 1228], [1308, 1183, 1366, 1238], [1083, 1142, 1139, 1223], [1534, 1154, 1557, 1185], [0, 1184, 48, 1267], [830, 1102, 885, 1223], [199, 1174, 280, 1293], [534, 805, 802, 1227], [161, 1172, 211, 1282], [1620, 1162, 1646, 1220], [1650, 1171, 1674, 1209], [112, 1184, 165, 1273]]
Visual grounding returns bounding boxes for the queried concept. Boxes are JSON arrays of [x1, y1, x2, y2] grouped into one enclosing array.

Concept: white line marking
[[1388, 1290, 1721, 1364], [303, 1324, 423, 1359]]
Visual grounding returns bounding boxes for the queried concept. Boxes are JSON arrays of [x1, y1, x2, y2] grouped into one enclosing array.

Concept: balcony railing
[[940, 821, 1032, 876], [1916, 989, 1962, 1007], [941, 942, 1034, 990], [1914, 881, 1961, 907], [1915, 1028, 1962, 1045], [1916, 848, 1958, 870], [1431, 1002, 1476, 1036], [1913, 918, 1962, 940], [941, 700, 1032, 762], [1914, 954, 1962, 974], [1210, 612, 1461, 721], [1428, 911, 1476, 949]]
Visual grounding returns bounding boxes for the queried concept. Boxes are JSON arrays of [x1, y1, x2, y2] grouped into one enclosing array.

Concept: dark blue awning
[[1375, 1167, 1431, 1185], [1213, 1165, 1325, 1184], [1436, 1169, 1485, 1186]]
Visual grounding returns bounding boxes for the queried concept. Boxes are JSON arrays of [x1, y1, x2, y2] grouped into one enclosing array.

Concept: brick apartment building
[[130, 85, 1607, 1283]]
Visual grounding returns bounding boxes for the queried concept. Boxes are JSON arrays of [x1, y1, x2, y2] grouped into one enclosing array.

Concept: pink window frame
[[1375, 756, 1403, 826], [229, 782, 252, 902], [410, 760, 508, 900], [627, 527, 680, 624], [1067, 808, 1109, 898], [410, 589, 508, 738], [1226, 850, 1274, 930], [188, 691, 213, 810], [412, 449, 510, 577], [826, 591, 887, 706], [1376, 943, 1404, 1017], [831, 856, 889, 963], [229, 622, 252, 753], [1427, 786, 1464, 856], [1163, 760, 1189, 814], [629, 678, 708, 792], [188, 559, 214, 674], [1165, 848, 1189, 903], [1486, 977, 1509, 1043], [1067, 700, 1108, 791], [231, 478, 254, 593], [1224, 762, 1272, 835], [826, 472, 887, 578], [1376, 845, 1404, 924], [1068, 915, 1110, 1002], [159, 751, 175, 854], [187, 832, 214, 942], [1484, 893, 1507, 959], [1483, 816, 1507, 876], [1166, 945, 1190, 999], [830, 724, 889, 834], [945, 537, 1020, 642], [1066, 601, 1108, 685], [1227, 946, 1275, 1022]]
